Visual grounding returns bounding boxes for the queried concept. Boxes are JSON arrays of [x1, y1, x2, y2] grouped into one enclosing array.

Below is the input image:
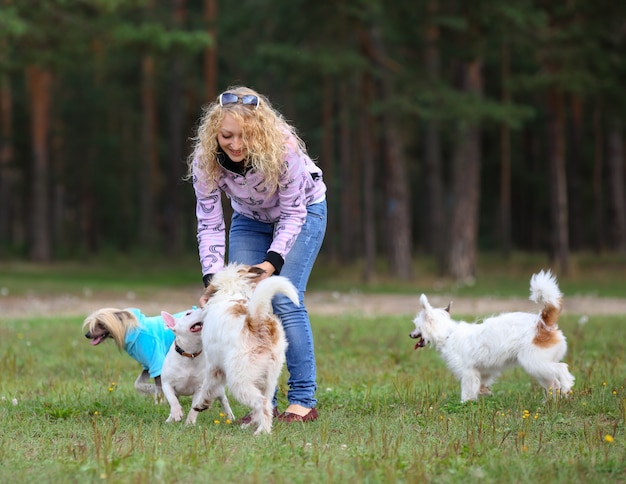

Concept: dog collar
[[175, 342, 202, 359]]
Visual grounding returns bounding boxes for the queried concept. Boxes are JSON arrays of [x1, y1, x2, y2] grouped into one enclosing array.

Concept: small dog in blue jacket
[[83, 307, 183, 401]]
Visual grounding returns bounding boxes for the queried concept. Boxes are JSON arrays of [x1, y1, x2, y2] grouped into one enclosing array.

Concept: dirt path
[[306, 292, 626, 317], [1, 288, 625, 319]]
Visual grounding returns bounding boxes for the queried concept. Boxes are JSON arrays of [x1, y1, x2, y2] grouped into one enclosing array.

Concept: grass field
[[0, 254, 625, 483], [2, 251, 626, 298]]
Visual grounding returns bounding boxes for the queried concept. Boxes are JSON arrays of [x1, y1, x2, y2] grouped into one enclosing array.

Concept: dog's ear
[[419, 294, 431, 310], [444, 301, 452, 313], [161, 311, 177, 330], [114, 310, 129, 321]]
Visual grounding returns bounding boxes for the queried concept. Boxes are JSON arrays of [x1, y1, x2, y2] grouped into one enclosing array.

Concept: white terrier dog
[[191, 263, 299, 435], [160, 308, 234, 425], [409, 270, 575, 402]]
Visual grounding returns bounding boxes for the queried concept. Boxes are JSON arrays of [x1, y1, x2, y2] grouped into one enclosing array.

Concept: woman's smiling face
[[217, 113, 246, 162]]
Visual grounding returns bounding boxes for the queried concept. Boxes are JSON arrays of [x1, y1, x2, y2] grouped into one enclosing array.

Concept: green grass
[[1, 311, 625, 483], [2, 251, 626, 297], [309, 251, 626, 298], [1, 253, 625, 482], [0, 253, 203, 296]]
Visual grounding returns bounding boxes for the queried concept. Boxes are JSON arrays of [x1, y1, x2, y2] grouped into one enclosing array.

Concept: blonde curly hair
[[188, 86, 307, 194]]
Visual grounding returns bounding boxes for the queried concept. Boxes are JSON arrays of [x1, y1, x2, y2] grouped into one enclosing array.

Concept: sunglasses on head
[[219, 92, 260, 108]]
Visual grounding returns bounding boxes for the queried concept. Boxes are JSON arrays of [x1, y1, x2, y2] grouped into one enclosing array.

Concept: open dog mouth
[[410, 333, 425, 350], [87, 333, 109, 345], [190, 322, 203, 333]]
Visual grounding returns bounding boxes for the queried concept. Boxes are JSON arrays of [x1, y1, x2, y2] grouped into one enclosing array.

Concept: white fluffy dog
[[191, 263, 299, 435], [409, 270, 575, 402], [160, 308, 234, 425]]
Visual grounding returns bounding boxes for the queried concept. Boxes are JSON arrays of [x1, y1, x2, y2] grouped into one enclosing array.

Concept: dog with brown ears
[[409, 270, 575, 402], [191, 263, 299, 435]]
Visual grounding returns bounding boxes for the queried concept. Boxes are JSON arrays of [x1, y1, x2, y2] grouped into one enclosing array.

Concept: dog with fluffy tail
[[410, 270, 575, 402], [191, 263, 299, 435]]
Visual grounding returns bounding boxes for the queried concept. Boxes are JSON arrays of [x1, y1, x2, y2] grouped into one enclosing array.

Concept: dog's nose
[[85, 332, 91, 339]]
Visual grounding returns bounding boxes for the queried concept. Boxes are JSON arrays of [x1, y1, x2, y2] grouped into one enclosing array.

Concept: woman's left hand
[[252, 261, 275, 281]]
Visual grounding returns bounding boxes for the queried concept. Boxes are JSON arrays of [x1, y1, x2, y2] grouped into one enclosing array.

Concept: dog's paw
[[185, 413, 198, 426], [166, 408, 184, 423], [153, 390, 166, 405], [134, 383, 157, 396], [253, 422, 272, 435]]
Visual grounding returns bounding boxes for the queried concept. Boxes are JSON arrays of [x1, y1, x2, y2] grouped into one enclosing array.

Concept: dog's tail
[[248, 276, 299, 318], [529, 270, 562, 330]]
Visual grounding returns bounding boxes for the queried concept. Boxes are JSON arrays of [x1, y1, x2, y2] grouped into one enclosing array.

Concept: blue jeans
[[228, 200, 327, 409]]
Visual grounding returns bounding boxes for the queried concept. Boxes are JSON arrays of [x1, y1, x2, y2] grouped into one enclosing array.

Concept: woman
[[188, 86, 327, 422]]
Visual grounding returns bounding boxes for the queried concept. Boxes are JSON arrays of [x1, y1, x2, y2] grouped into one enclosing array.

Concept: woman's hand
[[252, 261, 275, 282], [199, 285, 215, 308]]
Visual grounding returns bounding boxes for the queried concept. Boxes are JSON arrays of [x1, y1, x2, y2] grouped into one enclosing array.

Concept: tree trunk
[[79, 40, 106, 253], [360, 72, 377, 283], [26, 65, 53, 261], [568, 94, 584, 249], [204, 0, 218, 102], [339, 78, 356, 262], [592, 107, 604, 252], [164, 0, 187, 255], [320, 76, 336, 260], [607, 116, 626, 252], [139, 53, 159, 247], [363, 27, 412, 280], [382, 98, 412, 280], [423, 0, 446, 273], [499, 43, 512, 257], [0, 74, 14, 253], [546, 87, 569, 274], [448, 59, 483, 282], [51, 116, 65, 252]]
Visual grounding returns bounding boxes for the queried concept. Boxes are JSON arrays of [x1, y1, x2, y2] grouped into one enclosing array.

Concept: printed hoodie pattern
[[193, 139, 326, 278]]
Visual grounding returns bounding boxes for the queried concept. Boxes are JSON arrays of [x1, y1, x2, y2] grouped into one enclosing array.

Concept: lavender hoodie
[[193, 140, 326, 279]]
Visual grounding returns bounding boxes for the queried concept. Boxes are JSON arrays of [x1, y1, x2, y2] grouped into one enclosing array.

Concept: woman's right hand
[[199, 285, 214, 308]]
